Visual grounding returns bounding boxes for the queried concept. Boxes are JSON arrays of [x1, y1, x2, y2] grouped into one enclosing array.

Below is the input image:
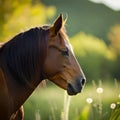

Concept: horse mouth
[[67, 83, 82, 95]]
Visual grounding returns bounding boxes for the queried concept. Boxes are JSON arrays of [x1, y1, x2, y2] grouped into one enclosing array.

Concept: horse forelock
[[1, 26, 49, 85]]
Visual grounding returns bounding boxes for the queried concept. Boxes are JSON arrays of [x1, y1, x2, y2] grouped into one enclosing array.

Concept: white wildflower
[[110, 103, 116, 109], [86, 98, 93, 104], [96, 87, 103, 94]]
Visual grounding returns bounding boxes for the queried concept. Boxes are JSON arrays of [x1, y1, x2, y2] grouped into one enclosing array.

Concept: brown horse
[[0, 14, 86, 120]]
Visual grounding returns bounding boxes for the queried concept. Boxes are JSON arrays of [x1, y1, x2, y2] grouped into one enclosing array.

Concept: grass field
[[24, 80, 120, 120]]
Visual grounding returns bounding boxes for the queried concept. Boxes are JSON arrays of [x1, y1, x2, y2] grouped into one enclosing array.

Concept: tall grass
[[24, 80, 120, 120], [68, 80, 120, 120], [61, 80, 120, 120], [61, 92, 71, 120]]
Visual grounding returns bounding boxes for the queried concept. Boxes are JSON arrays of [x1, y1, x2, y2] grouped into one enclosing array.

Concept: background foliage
[[0, 0, 120, 120], [0, 0, 55, 41]]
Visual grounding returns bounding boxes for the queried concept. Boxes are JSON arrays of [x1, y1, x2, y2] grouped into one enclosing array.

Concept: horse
[[0, 14, 86, 120]]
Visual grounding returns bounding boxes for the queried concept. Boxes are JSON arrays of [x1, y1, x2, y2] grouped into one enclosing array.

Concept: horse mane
[[0, 26, 49, 85]]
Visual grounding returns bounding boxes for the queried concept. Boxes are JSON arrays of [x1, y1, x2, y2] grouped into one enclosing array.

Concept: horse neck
[[0, 28, 49, 115], [0, 58, 42, 114]]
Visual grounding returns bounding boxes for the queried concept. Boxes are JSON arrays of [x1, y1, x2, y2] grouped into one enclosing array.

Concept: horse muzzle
[[67, 77, 86, 95]]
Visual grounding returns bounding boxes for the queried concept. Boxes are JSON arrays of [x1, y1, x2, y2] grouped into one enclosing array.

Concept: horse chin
[[67, 83, 82, 96]]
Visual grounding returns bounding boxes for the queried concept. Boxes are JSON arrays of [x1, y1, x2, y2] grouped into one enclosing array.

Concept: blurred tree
[[70, 32, 115, 81], [108, 25, 120, 54], [0, 0, 56, 41], [108, 25, 120, 79], [0, 0, 31, 35]]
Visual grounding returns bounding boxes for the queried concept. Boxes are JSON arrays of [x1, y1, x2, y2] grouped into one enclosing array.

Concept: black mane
[[1, 26, 49, 84]]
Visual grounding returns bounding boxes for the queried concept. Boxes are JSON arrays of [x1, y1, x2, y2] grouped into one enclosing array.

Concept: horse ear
[[50, 14, 63, 36]]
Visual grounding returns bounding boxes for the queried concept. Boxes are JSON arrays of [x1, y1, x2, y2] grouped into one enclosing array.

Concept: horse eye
[[61, 49, 69, 56]]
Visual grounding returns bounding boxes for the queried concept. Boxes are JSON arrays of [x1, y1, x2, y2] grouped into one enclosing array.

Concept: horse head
[[43, 14, 86, 95]]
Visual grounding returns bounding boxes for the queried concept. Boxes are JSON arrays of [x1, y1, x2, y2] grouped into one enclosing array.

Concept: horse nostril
[[81, 78, 86, 86]]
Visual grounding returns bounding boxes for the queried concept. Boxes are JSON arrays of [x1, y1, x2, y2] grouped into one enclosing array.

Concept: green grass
[[24, 80, 120, 120]]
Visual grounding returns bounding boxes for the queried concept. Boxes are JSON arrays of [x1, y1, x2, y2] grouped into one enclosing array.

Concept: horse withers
[[0, 14, 86, 119]]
